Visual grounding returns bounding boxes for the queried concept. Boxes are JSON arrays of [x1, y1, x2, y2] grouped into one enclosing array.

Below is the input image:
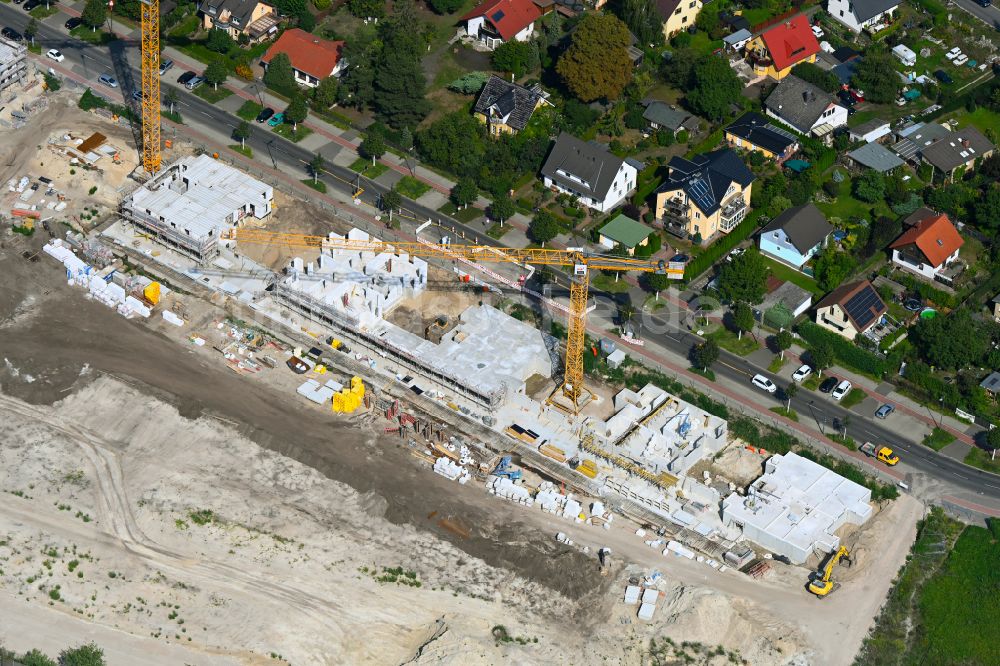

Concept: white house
[[260, 29, 345, 89], [540, 133, 639, 213], [460, 0, 540, 50], [827, 0, 899, 33], [889, 211, 964, 281]]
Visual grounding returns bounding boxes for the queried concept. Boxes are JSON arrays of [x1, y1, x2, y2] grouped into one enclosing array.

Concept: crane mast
[[140, 0, 161, 174]]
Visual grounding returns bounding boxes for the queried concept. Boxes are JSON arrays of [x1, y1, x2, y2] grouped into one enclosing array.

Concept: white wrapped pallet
[[637, 603, 656, 621], [162, 311, 184, 327], [623, 585, 641, 605]]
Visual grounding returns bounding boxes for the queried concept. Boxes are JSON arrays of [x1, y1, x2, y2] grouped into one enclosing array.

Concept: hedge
[[795, 321, 891, 377], [683, 210, 764, 282]]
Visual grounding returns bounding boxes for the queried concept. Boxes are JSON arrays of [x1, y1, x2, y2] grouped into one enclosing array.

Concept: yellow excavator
[[808, 546, 851, 597]]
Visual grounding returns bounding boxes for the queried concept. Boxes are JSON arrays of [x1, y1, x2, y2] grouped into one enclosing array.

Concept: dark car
[[819, 376, 839, 393], [177, 70, 196, 85], [978, 0, 991, 7], [255, 107, 275, 123], [22, 0, 42, 10], [837, 90, 857, 106], [65, 16, 83, 30], [934, 69, 953, 84], [670, 254, 690, 263], [2, 27, 23, 41], [131, 89, 143, 101]]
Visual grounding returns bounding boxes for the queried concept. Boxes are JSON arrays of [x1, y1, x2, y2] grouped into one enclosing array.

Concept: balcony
[[719, 198, 747, 233], [660, 198, 691, 238]]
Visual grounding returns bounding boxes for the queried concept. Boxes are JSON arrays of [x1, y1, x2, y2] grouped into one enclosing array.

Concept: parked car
[[255, 107, 275, 123], [752, 374, 777, 393], [850, 89, 865, 103], [726, 247, 745, 262], [131, 89, 143, 101], [267, 112, 284, 127], [670, 253, 690, 264], [158, 59, 173, 76], [65, 16, 83, 30], [792, 364, 813, 382], [837, 90, 857, 107], [185, 75, 204, 90], [811, 25, 824, 38], [177, 70, 196, 85], [946, 47, 962, 60], [934, 69, 953, 84], [831, 380, 852, 401], [954, 54, 969, 66], [1, 27, 23, 42], [98, 74, 118, 88], [875, 403, 895, 419], [46, 49, 65, 63], [22, 0, 42, 10], [978, 0, 992, 7], [819, 376, 838, 393]]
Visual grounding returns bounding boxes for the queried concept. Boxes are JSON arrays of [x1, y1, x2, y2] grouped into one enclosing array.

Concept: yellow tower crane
[[140, 0, 161, 174], [220, 228, 683, 413]]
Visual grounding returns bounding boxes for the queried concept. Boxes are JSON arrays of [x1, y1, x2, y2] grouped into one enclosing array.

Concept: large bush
[[795, 321, 891, 377]]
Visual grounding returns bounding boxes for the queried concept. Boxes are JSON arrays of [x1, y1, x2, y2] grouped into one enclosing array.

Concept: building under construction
[[0, 38, 27, 93], [119, 155, 273, 260]]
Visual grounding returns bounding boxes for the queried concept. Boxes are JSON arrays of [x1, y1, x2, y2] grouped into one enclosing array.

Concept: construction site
[[0, 56, 923, 666]]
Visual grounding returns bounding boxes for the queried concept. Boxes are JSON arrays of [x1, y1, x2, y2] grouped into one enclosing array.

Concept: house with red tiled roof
[[889, 211, 964, 282], [746, 15, 820, 81], [260, 29, 345, 89], [460, 0, 540, 50]]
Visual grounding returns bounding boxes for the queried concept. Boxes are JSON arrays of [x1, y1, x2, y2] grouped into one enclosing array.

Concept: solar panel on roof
[[844, 286, 884, 329], [688, 177, 715, 212], [491, 9, 505, 21]]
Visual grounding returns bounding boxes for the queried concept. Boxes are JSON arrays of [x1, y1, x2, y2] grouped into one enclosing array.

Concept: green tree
[[309, 153, 325, 183], [556, 13, 633, 102], [783, 382, 798, 411], [618, 0, 663, 47], [660, 47, 699, 88], [347, 0, 384, 18], [692, 338, 720, 371], [382, 187, 401, 213], [492, 41, 534, 78], [775, 329, 793, 360], [809, 340, 834, 376], [909, 310, 988, 370], [373, 2, 430, 128], [450, 177, 478, 208], [58, 643, 105, 666], [20, 649, 57, 666], [163, 86, 179, 113], [416, 111, 487, 175], [285, 93, 309, 131], [313, 76, 339, 108], [297, 8, 316, 31], [233, 120, 252, 149], [204, 58, 228, 90], [337, 24, 379, 109], [687, 56, 743, 121], [985, 427, 1000, 461], [851, 46, 902, 104], [641, 271, 672, 298], [82, 0, 107, 31], [768, 195, 792, 218], [529, 210, 560, 245], [24, 18, 38, 46], [731, 302, 755, 340], [263, 52, 296, 94], [428, 0, 463, 12], [448, 71, 490, 94], [489, 194, 515, 225], [398, 126, 413, 152], [205, 28, 234, 54], [359, 129, 386, 164], [791, 61, 840, 93], [718, 248, 769, 305], [975, 187, 1000, 229], [813, 250, 857, 292], [853, 170, 885, 203]]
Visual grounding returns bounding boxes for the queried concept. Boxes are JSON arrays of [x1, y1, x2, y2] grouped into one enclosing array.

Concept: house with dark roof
[[746, 16, 821, 81], [889, 211, 964, 282], [642, 101, 698, 133], [920, 126, 995, 182], [759, 204, 833, 269], [598, 214, 655, 255], [460, 0, 540, 50], [654, 149, 755, 243], [827, 0, 899, 33], [891, 122, 953, 163], [849, 118, 891, 144], [847, 142, 905, 173], [260, 29, 345, 88], [764, 75, 848, 138], [199, 0, 277, 43], [725, 112, 800, 163], [473, 76, 550, 136], [654, 0, 704, 39], [815, 280, 887, 340], [540, 133, 638, 213]]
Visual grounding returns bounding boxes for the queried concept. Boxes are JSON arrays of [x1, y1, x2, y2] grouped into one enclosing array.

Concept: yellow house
[[472, 75, 550, 137], [200, 0, 278, 43], [654, 149, 755, 243], [656, 0, 703, 39], [745, 15, 820, 81], [724, 112, 800, 163]]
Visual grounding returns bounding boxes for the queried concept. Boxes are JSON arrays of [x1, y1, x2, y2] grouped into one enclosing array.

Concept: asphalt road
[[5, 5, 1000, 505], [953, 0, 1000, 30]]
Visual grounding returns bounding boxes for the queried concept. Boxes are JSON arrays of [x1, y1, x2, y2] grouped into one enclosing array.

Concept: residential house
[[849, 118, 891, 144], [746, 16, 821, 81], [655, 0, 703, 40], [827, 0, 899, 34], [761, 276, 813, 321], [980, 372, 1000, 397], [725, 111, 800, 163], [472, 76, 550, 137], [460, 0, 540, 50], [889, 211, 964, 282], [890, 122, 952, 163], [764, 75, 848, 140], [654, 149, 755, 243], [723, 28, 753, 53], [815, 279, 887, 340], [642, 101, 698, 134], [847, 142, 905, 173], [758, 204, 833, 269], [260, 29, 345, 88], [597, 214, 655, 256], [920, 126, 996, 181], [540, 133, 638, 213], [199, 0, 278, 43]]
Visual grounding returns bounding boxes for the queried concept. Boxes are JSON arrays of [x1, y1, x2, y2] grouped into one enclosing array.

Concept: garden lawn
[[193, 86, 233, 104], [762, 257, 823, 296], [922, 426, 955, 451], [349, 157, 389, 179], [395, 175, 431, 200], [706, 328, 759, 356], [272, 123, 313, 143], [438, 202, 484, 224], [70, 27, 115, 46], [229, 145, 252, 159], [958, 107, 1000, 136], [591, 273, 631, 294], [236, 100, 263, 122], [964, 447, 1000, 473], [302, 179, 327, 193], [840, 388, 866, 409]]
